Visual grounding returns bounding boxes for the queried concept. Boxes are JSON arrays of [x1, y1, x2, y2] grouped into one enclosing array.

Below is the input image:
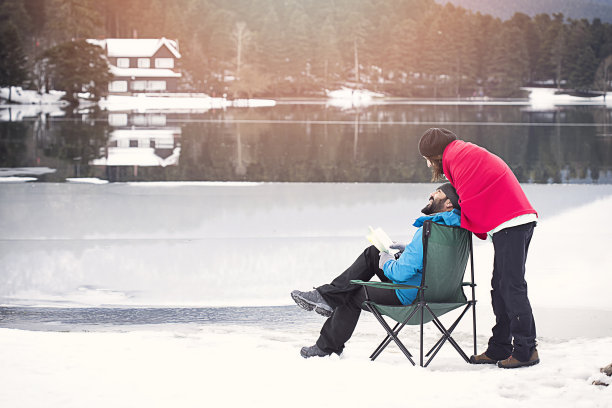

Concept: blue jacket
[[382, 209, 461, 305]]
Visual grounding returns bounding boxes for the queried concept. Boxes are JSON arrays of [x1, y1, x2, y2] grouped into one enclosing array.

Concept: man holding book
[[291, 183, 461, 358]]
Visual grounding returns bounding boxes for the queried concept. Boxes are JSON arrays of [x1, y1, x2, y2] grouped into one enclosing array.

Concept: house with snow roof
[[88, 38, 182, 93]]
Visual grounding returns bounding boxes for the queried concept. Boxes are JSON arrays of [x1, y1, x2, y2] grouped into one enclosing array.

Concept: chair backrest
[[420, 220, 471, 303]]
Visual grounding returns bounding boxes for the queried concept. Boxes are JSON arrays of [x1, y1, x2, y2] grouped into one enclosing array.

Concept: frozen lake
[[1, 182, 612, 335]]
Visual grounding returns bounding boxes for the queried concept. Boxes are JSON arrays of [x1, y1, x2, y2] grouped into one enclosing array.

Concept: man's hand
[[379, 251, 395, 270], [390, 241, 407, 252]]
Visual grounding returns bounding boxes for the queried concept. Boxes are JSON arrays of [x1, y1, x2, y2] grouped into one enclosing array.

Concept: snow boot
[[469, 352, 498, 364], [291, 289, 333, 317], [300, 344, 331, 358], [497, 349, 540, 369]]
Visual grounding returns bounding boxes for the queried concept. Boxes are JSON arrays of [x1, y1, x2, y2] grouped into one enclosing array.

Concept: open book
[[366, 226, 398, 255]]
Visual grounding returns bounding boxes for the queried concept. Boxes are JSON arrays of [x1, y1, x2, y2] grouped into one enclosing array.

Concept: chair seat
[[370, 302, 467, 326]]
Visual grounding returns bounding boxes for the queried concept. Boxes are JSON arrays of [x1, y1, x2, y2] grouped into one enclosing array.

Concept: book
[[366, 226, 398, 254]]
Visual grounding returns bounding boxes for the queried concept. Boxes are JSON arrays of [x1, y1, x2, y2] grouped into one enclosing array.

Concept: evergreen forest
[[2, 0, 612, 98]]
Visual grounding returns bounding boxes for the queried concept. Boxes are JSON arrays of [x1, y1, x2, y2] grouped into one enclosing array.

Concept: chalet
[[88, 38, 182, 93]]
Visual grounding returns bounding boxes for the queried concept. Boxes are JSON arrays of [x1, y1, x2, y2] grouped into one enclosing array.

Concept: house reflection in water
[[92, 113, 181, 181]]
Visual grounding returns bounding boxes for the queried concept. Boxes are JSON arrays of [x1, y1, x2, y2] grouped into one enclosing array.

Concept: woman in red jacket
[[418, 128, 539, 369]]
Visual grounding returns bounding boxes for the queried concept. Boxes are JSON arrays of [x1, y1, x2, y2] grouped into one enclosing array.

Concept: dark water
[[0, 306, 316, 331], [2, 101, 612, 183]]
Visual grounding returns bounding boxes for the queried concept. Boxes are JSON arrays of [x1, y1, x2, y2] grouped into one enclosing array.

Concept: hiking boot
[[469, 352, 498, 365], [497, 349, 540, 369], [300, 344, 331, 358], [291, 289, 333, 317]]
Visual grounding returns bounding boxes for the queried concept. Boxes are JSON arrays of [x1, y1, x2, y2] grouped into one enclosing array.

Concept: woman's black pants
[[485, 222, 537, 362]]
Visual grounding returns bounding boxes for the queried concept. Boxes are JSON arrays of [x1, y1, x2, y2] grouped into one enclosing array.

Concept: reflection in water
[[1, 103, 612, 183], [91, 125, 181, 182]]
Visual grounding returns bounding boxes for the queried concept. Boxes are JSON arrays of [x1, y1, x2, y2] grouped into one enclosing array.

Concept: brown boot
[[497, 349, 540, 369], [469, 352, 498, 365]]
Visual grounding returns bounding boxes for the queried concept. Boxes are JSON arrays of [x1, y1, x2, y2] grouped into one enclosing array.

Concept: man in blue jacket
[[291, 183, 461, 358]]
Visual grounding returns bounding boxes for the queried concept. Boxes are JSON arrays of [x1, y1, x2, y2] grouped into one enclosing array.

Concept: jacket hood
[[413, 209, 461, 228]]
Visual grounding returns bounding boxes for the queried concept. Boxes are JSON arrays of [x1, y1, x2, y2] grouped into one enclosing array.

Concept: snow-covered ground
[[98, 94, 276, 112], [0, 87, 67, 105], [524, 87, 612, 110], [0, 182, 611, 407]]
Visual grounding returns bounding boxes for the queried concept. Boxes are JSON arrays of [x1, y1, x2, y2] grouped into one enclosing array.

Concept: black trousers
[[485, 222, 537, 362], [315, 245, 403, 354]]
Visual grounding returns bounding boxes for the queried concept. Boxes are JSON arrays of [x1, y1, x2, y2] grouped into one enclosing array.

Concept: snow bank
[[0, 87, 67, 105], [0, 321, 610, 408]]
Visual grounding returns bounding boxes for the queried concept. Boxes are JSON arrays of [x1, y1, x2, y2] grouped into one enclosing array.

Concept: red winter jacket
[[442, 140, 537, 239]]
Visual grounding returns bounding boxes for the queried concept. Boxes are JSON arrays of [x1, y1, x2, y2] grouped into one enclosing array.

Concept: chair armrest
[[350, 280, 422, 290], [461, 282, 477, 287]]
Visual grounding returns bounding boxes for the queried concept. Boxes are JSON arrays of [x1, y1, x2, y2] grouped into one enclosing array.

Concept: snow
[[98, 94, 276, 112], [326, 87, 385, 100], [0, 182, 611, 406], [523, 87, 612, 109], [0, 167, 57, 182], [0, 87, 67, 105], [109, 65, 182, 78], [65, 178, 109, 184], [326, 87, 386, 109], [0, 177, 37, 183], [87, 38, 181, 58]]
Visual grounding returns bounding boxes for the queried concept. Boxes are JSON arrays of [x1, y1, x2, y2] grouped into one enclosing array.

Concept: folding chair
[[351, 220, 477, 367]]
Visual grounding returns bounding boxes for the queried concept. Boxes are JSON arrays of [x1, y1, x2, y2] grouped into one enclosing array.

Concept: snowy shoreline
[[0, 183, 611, 407]]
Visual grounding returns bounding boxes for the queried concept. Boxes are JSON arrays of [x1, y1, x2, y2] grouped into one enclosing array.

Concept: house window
[[131, 81, 147, 91], [108, 113, 128, 126], [147, 81, 166, 91], [155, 58, 174, 68], [150, 115, 167, 126], [116, 58, 130, 68], [109, 81, 128, 92], [138, 58, 150, 68]]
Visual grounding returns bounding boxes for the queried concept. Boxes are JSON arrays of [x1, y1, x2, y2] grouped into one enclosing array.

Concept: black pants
[[485, 222, 537, 362], [315, 245, 403, 354]]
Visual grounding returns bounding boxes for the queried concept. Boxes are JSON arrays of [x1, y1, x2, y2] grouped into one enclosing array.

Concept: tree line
[[1, 0, 612, 99]]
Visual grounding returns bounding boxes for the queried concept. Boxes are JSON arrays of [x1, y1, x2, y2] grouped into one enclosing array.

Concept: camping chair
[[351, 220, 476, 367]]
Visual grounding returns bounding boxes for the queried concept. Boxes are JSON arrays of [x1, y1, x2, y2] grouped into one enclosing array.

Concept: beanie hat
[[438, 182, 460, 209], [418, 128, 457, 158]]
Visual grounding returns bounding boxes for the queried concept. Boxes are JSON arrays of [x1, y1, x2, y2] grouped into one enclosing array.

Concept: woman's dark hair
[[426, 155, 444, 182]]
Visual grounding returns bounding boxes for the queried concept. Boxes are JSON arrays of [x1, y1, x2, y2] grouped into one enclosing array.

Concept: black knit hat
[[418, 128, 457, 157], [438, 182, 460, 209]]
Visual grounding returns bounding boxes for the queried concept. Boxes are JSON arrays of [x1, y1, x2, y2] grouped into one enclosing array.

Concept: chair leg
[[424, 304, 470, 367], [369, 322, 400, 359], [368, 303, 420, 361], [420, 303, 425, 367], [424, 305, 473, 366], [425, 304, 471, 357], [471, 300, 477, 357], [365, 302, 416, 365]]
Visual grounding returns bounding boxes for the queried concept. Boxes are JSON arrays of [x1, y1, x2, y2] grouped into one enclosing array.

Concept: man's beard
[[421, 197, 447, 215]]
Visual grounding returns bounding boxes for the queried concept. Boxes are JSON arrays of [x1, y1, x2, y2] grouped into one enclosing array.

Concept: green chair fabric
[[351, 220, 477, 367]]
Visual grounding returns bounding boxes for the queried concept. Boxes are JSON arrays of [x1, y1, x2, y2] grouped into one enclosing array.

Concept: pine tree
[[316, 15, 342, 90], [488, 22, 529, 96], [41, 39, 111, 104], [564, 19, 599, 89], [0, 21, 28, 101], [45, 0, 103, 43]]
